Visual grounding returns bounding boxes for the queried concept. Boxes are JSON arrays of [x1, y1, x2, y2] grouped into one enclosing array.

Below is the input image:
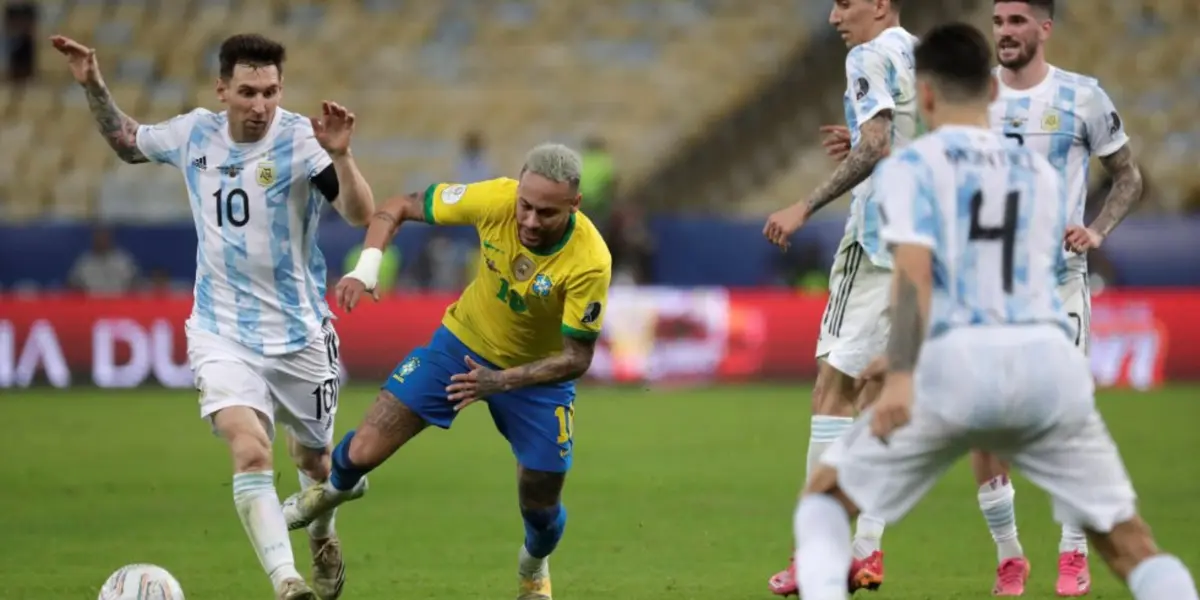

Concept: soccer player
[[281, 144, 611, 600], [792, 21, 1199, 600], [762, 0, 917, 594], [973, 1, 1145, 595], [52, 33, 376, 600]]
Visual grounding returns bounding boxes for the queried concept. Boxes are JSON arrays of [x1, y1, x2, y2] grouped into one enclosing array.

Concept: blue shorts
[[382, 326, 576, 472]]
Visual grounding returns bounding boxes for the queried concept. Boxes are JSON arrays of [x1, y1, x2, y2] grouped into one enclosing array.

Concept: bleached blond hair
[[522, 143, 582, 189]]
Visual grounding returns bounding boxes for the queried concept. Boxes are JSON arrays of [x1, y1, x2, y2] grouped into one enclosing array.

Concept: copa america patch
[[855, 77, 869, 101], [441, 184, 467, 205], [1108, 111, 1122, 136], [581, 301, 602, 325]]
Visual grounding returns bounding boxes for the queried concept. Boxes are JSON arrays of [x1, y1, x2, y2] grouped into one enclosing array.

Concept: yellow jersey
[[422, 178, 613, 368]]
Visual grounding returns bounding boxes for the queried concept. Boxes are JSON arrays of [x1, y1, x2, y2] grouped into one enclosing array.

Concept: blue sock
[[329, 430, 368, 492], [522, 504, 567, 559]]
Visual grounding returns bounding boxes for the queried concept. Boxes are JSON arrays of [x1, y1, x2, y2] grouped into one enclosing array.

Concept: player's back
[[881, 125, 1091, 431], [137, 107, 335, 355]]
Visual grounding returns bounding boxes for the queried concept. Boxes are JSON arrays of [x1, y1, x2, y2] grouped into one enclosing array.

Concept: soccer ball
[[98, 564, 185, 600]]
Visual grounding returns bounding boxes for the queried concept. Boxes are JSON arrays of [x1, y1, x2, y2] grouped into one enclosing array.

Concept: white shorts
[[822, 325, 1137, 533], [187, 320, 341, 449], [1058, 273, 1091, 355], [816, 240, 891, 378]]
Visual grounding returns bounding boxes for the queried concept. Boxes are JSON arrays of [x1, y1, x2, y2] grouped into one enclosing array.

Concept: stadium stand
[[745, 0, 1200, 215], [0, 0, 814, 221]]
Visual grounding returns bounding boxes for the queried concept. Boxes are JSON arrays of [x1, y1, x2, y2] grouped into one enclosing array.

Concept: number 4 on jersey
[[968, 190, 1019, 293]]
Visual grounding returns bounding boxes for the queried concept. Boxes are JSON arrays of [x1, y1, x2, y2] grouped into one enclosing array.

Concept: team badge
[[531, 273, 553, 297], [441, 184, 467, 205], [1041, 111, 1061, 132], [392, 356, 420, 383], [581, 301, 602, 325], [513, 255, 535, 282], [256, 160, 275, 187], [854, 77, 869, 101]]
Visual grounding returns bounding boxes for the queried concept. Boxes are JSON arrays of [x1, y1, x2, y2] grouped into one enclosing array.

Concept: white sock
[[298, 470, 337, 539], [852, 514, 886, 559], [1127, 554, 1199, 600], [519, 545, 548, 577], [233, 471, 301, 589], [1059, 523, 1089, 555], [978, 475, 1024, 561], [807, 416, 854, 482], [794, 494, 853, 600]]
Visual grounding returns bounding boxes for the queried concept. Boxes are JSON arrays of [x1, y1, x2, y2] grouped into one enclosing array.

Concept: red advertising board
[[0, 289, 1185, 389]]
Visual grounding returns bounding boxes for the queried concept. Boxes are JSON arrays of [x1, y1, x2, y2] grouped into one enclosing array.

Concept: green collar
[[528, 213, 576, 256]]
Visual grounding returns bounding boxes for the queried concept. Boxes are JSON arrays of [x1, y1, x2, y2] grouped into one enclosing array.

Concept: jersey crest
[[256, 160, 276, 187]]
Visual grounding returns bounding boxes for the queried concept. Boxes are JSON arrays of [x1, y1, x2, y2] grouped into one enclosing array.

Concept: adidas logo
[[191, 156, 207, 170]]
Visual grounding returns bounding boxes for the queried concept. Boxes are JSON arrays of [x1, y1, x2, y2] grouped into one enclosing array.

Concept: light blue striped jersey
[[842, 26, 920, 269], [876, 125, 1069, 338], [136, 108, 335, 355], [989, 66, 1129, 282]]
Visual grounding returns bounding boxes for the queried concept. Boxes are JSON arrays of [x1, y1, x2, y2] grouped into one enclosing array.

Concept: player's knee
[[812, 360, 856, 417], [213, 407, 273, 472], [801, 464, 840, 498], [517, 466, 566, 511], [1088, 516, 1160, 580]]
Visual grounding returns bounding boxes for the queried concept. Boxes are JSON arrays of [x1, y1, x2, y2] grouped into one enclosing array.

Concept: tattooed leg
[[328, 391, 428, 491]]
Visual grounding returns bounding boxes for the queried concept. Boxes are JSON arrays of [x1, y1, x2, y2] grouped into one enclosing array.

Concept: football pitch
[[4, 384, 1198, 599]]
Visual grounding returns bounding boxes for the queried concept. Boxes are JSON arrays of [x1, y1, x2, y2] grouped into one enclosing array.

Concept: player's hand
[[763, 204, 808, 250], [446, 356, 506, 411], [50, 35, 103, 86], [311, 101, 356, 157], [1063, 225, 1103, 254], [334, 275, 378, 313], [820, 125, 851, 162], [870, 373, 913, 444]]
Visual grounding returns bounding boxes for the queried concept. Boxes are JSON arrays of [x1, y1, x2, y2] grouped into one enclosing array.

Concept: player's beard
[[996, 37, 1039, 70]]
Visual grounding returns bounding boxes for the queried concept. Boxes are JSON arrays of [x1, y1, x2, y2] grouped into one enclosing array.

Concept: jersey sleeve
[[877, 152, 938, 249], [422, 179, 509, 226], [134, 109, 203, 167], [561, 266, 612, 342], [1081, 84, 1129, 158], [846, 47, 896, 125]]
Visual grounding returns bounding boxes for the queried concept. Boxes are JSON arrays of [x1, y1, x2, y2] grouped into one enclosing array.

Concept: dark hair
[[994, 0, 1054, 18], [218, 34, 286, 80], [914, 22, 994, 102]]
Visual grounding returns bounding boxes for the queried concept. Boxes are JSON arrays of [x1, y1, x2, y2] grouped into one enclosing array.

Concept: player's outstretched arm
[[805, 111, 894, 216], [50, 36, 147, 164], [336, 192, 425, 310], [1087, 145, 1143, 239], [311, 101, 374, 226]]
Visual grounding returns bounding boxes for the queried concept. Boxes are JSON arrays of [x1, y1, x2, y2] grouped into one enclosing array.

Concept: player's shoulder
[[157, 107, 219, 132], [564, 211, 612, 273], [273, 108, 316, 135], [1048, 65, 1102, 91], [849, 27, 915, 61]]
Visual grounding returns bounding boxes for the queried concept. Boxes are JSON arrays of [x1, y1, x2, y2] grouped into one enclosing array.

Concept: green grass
[[3, 384, 1198, 599]]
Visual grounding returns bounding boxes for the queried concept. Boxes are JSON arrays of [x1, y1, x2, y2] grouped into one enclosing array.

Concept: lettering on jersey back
[[943, 147, 1036, 171]]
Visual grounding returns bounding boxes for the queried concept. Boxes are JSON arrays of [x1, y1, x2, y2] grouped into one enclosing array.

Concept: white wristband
[[346, 247, 383, 290]]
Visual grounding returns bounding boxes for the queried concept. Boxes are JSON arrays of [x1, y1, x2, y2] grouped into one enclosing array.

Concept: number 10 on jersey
[[214, 188, 250, 227]]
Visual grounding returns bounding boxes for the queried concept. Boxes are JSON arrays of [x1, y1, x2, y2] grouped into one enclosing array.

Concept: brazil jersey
[[422, 177, 613, 368]]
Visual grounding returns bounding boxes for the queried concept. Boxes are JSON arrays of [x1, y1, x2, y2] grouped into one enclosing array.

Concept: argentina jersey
[[135, 107, 339, 355], [842, 26, 920, 268], [876, 126, 1069, 337], [989, 66, 1129, 281]]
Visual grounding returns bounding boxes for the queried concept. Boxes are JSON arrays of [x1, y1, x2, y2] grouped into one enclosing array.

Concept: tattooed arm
[[360, 192, 426, 250], [805, 111, 894, 216], [885, 244, 933, 374], [1087, 146, 1143, 238], [498, 336, 596, 390], [83, 82, 148, 164]]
